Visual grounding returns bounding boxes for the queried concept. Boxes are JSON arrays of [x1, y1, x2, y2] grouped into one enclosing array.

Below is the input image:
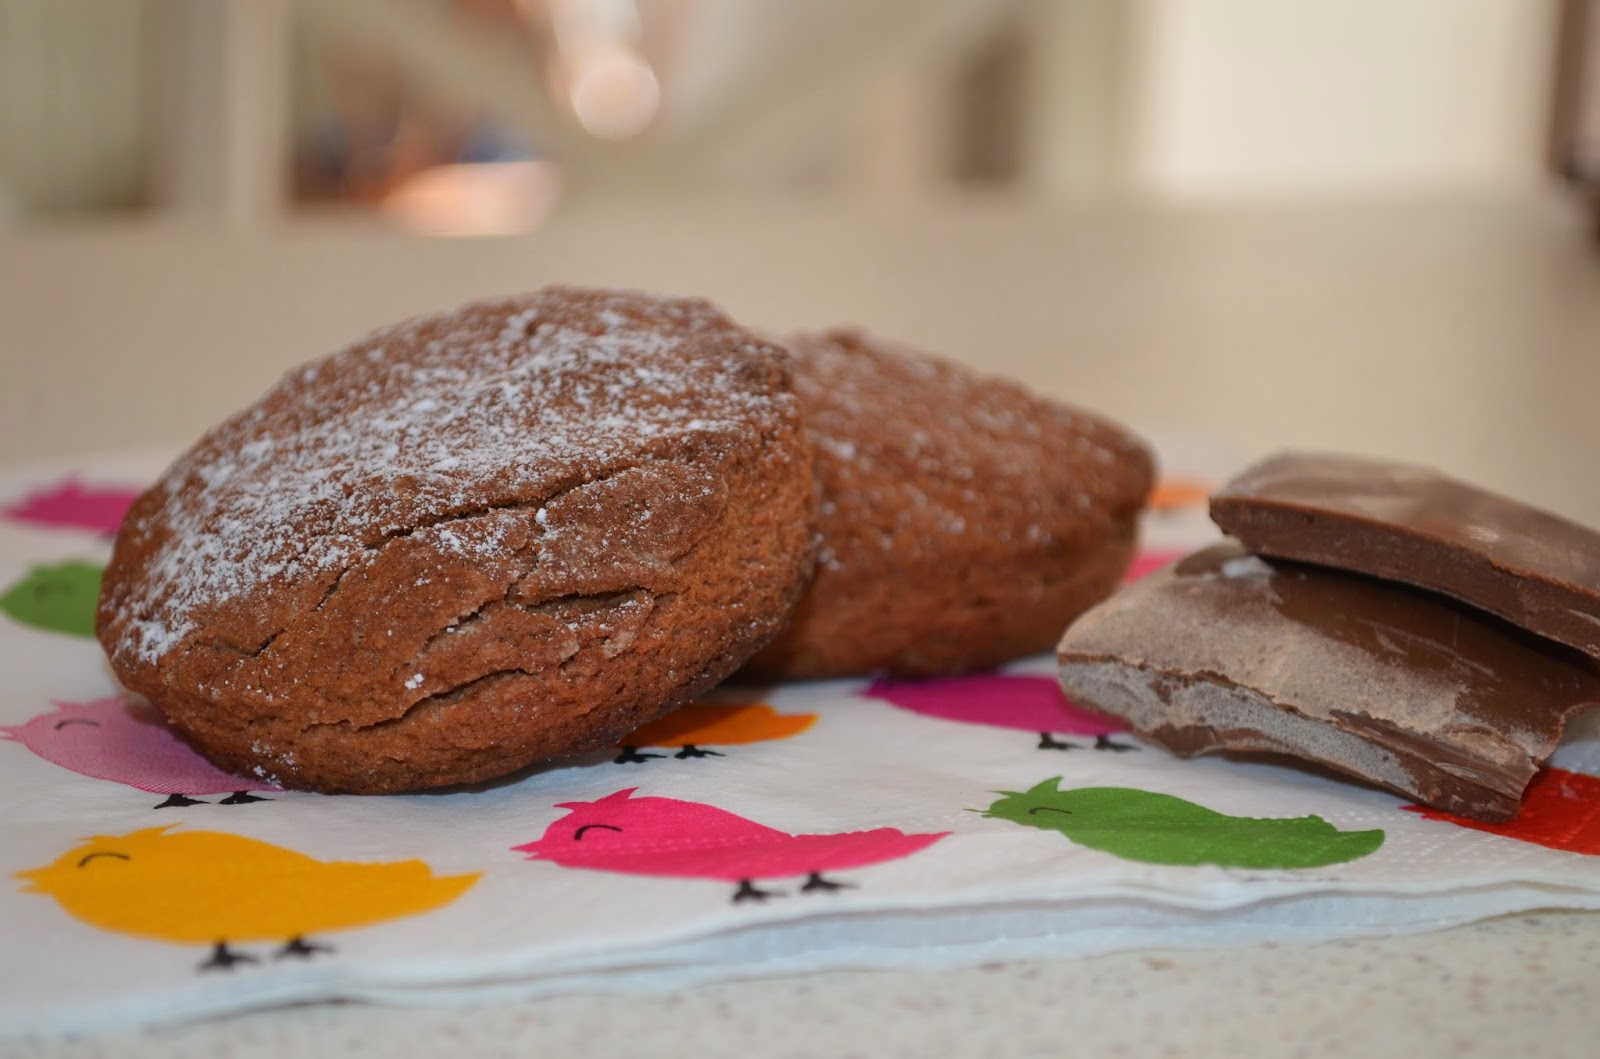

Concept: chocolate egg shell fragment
[[1056, 541, 1600, 821], [1211, 451, 1600, 662]]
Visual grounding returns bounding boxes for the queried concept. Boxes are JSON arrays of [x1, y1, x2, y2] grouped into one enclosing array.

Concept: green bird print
[[982, 779, 1384, 869], [0, 560, 103, 637]]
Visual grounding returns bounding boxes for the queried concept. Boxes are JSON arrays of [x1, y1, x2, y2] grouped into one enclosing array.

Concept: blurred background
[[2, 0, 1599, 521], [0, 0, 1594, 233]]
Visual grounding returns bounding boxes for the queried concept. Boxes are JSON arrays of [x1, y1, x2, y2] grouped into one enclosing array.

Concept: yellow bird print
[[15, 826, 479, 971]]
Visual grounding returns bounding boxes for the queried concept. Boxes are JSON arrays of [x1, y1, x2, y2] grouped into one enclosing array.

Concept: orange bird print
[[615, 702, 816, 763]]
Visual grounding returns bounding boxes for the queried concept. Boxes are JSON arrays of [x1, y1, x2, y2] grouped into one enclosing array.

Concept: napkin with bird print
[[4, 448, 1600, 1036]]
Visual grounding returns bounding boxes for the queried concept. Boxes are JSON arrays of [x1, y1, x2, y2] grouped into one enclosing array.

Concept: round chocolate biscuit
[[743, 329, 1153, 680], [97, 287, 816, 793]]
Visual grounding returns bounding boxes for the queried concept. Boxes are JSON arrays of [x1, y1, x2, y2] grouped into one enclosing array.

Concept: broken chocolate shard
[[1055, 540, 1600, 821], [1210, 452, 1600, 662]]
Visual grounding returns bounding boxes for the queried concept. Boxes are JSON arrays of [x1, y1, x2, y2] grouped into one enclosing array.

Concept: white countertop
[[3, 191, 1599, 1057], [6, 913, 1596, 1059], [5, 192, 1600, 522]]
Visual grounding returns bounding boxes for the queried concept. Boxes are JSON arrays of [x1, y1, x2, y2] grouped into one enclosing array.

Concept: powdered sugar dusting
[[105, 288, 796, 667]]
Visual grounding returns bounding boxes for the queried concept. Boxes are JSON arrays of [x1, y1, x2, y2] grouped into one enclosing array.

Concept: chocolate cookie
[[743, 329, 1153, 680], [97, 287, 816, 793]]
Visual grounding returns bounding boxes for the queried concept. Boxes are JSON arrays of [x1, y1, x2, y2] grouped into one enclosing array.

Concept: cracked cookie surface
[[96, 287, 815, 793]]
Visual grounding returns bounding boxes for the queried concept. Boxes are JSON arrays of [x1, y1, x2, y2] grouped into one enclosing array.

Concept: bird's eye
[[77, 851, 131, 868], [1027, 806, 1073, 817], [54, 719, 101, 730], [573, 824, 623, 841]]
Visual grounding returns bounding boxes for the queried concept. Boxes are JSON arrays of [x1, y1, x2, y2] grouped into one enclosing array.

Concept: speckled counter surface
[[4, 192, 1599, 1057], [9, 913, 1598, 1059]]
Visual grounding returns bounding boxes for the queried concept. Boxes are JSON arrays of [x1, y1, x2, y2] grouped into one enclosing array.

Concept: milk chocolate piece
[[1211, 452, 1600, 661], [1056, 541, 1600, 820]]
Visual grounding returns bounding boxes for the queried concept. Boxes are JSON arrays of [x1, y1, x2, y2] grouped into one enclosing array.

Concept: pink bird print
[[1, 697, 278, 808], [1, 478, 140, 537], [513, 788, 948, 902], [864, 673, 1138, 752], [1123, 548, 1184, 583]]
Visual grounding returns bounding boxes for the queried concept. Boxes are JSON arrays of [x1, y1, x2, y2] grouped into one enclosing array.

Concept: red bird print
[[1405, 768, 1600, 855]]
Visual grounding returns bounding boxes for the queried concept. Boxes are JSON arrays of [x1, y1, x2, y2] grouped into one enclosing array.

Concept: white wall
[[1125, 0, 1555, 199], [0, 0, 149, 213]]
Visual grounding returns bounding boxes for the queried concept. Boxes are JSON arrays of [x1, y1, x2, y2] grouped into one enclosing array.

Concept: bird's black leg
[[800, 873, 855, 894], [154, 793, 207, 808], [1037, 732, 1081, 751], [274, 936, 334, 960], [613, 746, 665, 764], [198, 941, 256, 972], [219, 790, 271, 804], [674, 744, 725, 759], [732, 879, 784, 904], [1093, 734, 1137, 753]]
